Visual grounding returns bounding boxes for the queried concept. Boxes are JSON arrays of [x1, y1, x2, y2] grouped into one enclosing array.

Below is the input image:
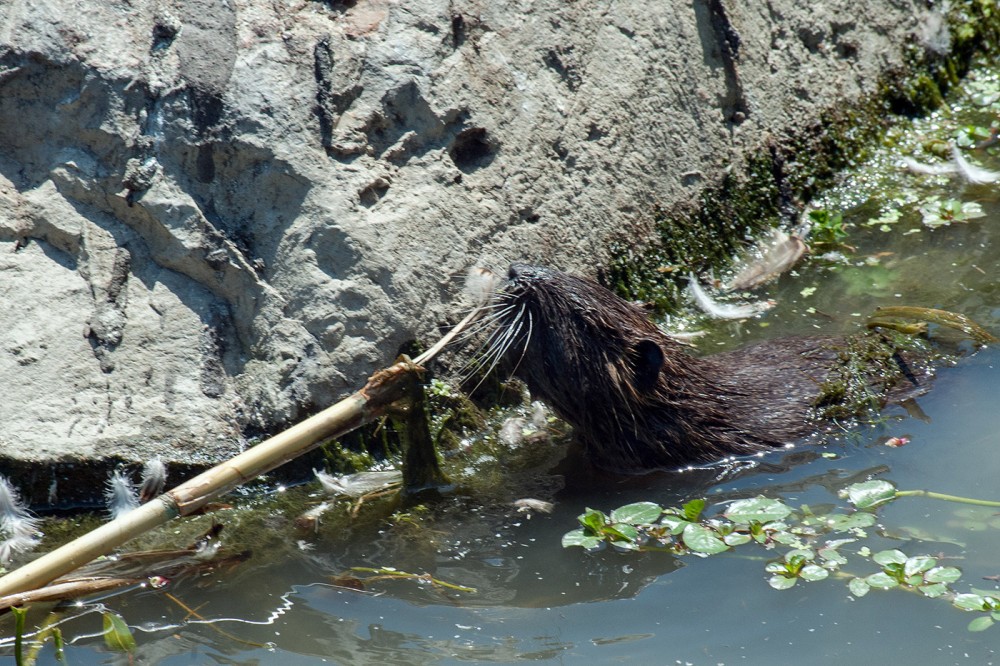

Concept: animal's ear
[[630, 339, 664, 392]]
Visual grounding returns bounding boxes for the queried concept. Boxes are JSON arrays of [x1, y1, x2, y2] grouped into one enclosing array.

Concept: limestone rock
[[0, 0, 938, 502]]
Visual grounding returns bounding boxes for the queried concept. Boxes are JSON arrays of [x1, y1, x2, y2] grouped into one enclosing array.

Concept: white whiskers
[[412, 269, 506, 367], [459, 298, 533, 394]]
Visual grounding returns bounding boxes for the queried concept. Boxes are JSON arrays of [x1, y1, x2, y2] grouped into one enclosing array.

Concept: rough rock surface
[[0, 0, 943, 500]]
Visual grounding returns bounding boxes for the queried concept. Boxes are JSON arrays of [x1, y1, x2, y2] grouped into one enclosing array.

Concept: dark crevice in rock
[[449, 127, 496, 173]]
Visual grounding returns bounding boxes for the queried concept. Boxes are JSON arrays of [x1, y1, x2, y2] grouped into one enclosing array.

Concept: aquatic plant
[[918, 196, 986, 227], [101, 611, 136, 653], [562, 480, 1000, 632]]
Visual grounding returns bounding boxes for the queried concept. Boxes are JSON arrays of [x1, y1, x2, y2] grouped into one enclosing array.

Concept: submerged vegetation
[[608, 0, 1000, 308], [812, 327, 931, 422]]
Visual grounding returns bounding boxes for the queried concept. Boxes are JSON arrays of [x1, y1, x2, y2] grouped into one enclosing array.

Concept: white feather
[[902, 156, 957, 176], [687, 275, 775, 320], [105, 470, 140, 519], [951, 144, 1000, 184], [0, 476, 42, 566]]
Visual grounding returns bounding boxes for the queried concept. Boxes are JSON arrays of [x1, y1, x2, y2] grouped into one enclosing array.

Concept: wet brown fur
[[488, 264, 889, 472]]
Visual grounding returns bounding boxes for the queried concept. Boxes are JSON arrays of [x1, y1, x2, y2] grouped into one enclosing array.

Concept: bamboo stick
[[0, 360, 422, 598], [0, 576, 141, 611]]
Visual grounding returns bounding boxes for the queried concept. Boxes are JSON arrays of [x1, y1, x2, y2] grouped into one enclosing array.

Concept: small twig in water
[[164, 592, 266, 647], [349, 566, 477, 593]]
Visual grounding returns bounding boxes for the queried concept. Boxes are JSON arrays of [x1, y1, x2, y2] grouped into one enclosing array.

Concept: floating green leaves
[[611, 501, 664, 525], [563, 480, 1000, 632], [682, 523, 729, 555], [919, 196, 986, 227], [563, 504, 657, 551], [864, 208, 903, 232], [564, 499, 738, 554], [680, 498, 706, 522], [564, 495, 841, 557], [953, 593, 1000, 612], [953, 592, 1000, 632], [766, 548, 831, 590], [848, 550, 963, 599], [842, 479, 897, 509], [808, 209, 849, 246], [723, 497, 793, 523]]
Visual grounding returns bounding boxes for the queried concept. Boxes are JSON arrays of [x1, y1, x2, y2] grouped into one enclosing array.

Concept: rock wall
[[0, 0, 946, 495]]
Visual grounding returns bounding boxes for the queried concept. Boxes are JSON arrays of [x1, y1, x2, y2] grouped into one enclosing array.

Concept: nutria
[[480, 263, 926, 472]]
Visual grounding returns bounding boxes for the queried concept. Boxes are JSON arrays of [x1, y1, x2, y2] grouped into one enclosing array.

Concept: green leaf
[[919, 583, 949, 598], [823, 512, 877, 531], [800, 565, 830, 582], [920, 197, 986, 228], [904, 556, 937, 578], [865, 572, 899, 589], [924, 566, 962, 584], [605, 523, 640, 543], [102, 611, 137, 652], [712, 521, 735, 536], [807, 209, 848, 245], [968, 616, 995, 632], [845, 480, 897, 509], [660, 514, 690, 535], [818, 548, 848, 566], [849, 577, 871, 597], [784, 548, 815, 563], [826, 538, 857, 550], [772, 531, 806, 547], [960, 201, 986, 220], [788, 523, 820, 537], [724, 497, 793, 523], [610, 536, 641, 551], [682, 499, 706, 522], [873, 549, 908, 567], [883, 564, 905, 584], [562, 529, 603, 550], [610, 502, 663, 525], [578, 508, 609, 534], [682, 523, 729, 554], [954, 593, 990, 612], [723, 532, 752, 546], [865, 209, 902, 228], [768, 575, 797, 590]]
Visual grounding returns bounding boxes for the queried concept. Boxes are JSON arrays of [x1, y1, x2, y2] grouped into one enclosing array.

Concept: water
[[6, 67, 1000, 665]]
